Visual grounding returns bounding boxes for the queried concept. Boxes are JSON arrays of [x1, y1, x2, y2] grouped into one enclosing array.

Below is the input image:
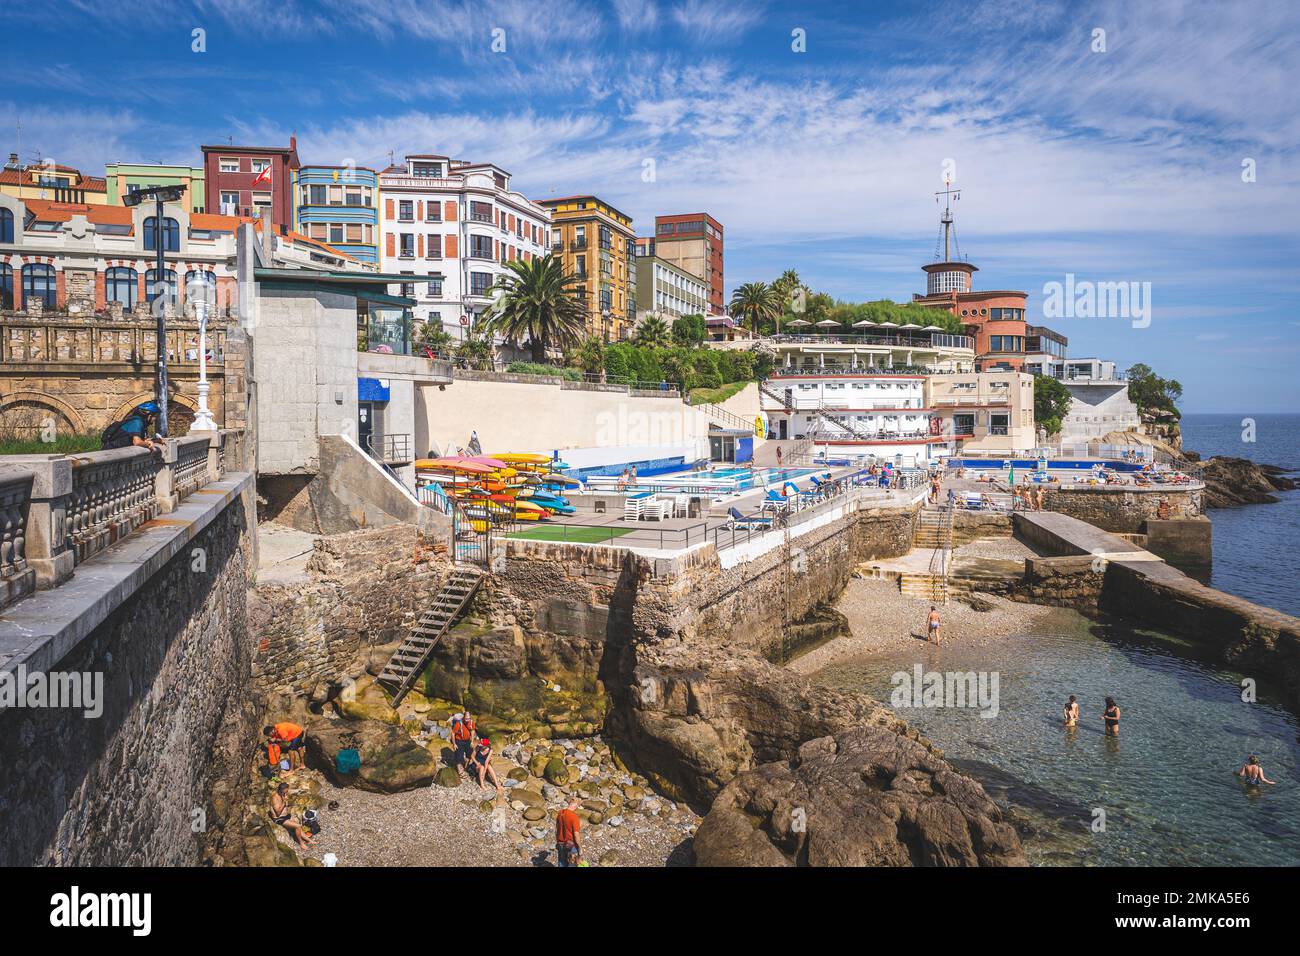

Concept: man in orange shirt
[[555, 796, 582, 867], [265, 721, 307, 771]]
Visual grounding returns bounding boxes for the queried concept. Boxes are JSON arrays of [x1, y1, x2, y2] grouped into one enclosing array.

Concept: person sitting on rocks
[[471, 737, 503, 794], [270, 782, 314, 851], [450, 711, 476, 776], [265, 721, 307, 772], [1236, 755, 1276, 786], [555, 796, 583, 868]]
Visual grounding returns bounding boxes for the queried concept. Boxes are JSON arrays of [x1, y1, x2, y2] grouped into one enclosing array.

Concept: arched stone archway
[[0, 390, 87, 442]]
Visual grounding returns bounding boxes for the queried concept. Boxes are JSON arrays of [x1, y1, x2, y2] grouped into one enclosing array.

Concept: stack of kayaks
[[414, 452, 578, 523]]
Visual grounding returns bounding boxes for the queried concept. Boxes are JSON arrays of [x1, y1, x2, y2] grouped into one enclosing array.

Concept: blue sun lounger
[[727, 506, 773, 530]]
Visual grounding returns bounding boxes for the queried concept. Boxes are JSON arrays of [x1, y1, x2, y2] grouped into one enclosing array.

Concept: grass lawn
[[0, 434, 102, 455], [688, 380, 749, 406], [507, 525, 633, 544]]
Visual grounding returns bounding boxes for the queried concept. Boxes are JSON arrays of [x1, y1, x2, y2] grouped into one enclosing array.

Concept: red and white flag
[[251, 166, 272, 187]]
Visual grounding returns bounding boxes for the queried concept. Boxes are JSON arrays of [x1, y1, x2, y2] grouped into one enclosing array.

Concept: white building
[[378, 155, 551, 338], [759, 330, 975, 465], [1022, 355, 1141, 442], [634, 254, 710, 320]]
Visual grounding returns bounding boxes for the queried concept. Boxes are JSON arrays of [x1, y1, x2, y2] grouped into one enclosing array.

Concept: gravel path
[[287, 764, 697, 868], [787, 577, 1075, 675]]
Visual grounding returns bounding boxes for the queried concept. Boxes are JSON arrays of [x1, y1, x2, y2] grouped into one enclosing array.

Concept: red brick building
[[200, 136, 300, 226], [652, 213, 724, 314]]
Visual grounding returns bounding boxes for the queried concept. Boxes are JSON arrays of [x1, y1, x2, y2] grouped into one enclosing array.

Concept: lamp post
[[124, 184, 186, 437], [190, 293, 218, 431]]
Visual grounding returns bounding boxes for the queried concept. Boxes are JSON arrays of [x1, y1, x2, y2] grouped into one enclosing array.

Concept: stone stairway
[[914, 507, 954, 549], [899, 572, 948, 603], [378, 567, 485, 707]]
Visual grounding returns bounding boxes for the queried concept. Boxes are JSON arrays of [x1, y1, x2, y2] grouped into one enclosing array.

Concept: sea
[[1180, 413, 1300, 618]]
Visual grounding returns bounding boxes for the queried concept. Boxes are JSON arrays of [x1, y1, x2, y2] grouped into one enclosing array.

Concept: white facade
[[1022, 355, 1141, 441], [378, 155, 551, 337], [635, 255, 709, 319]]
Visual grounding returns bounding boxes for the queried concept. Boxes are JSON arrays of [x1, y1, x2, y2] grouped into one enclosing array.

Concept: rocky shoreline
[[1188, 454, 1297, 507]]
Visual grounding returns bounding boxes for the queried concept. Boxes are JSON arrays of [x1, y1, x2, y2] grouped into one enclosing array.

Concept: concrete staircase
[[378, 567, 484, 707], [899, 572, 948, 603], [914, 508, 954, 549]]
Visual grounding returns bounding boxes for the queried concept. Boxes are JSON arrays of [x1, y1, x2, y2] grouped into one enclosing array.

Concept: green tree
[[1126, 363, 1182, 418], [570, 336, 605, 376], [455, 327, 494, 370], [1034, 374, 1073, 437], [660, 351, 695, 391], [634, 315, 672, 348], [478, 254, 587, 363], [671, 313, 708, 346], [728, 281, 781, 333], [416, 321, 455, 355], [604, 343, 632, 383]]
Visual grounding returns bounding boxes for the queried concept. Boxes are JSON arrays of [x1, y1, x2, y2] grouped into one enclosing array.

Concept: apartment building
[[1, 154, 107, 205], [105, 163, 205, 213], [379, 154, 551, 336], [201, 137, 300, 226], [758, 329, 976, 463], [651, 213, 724, 314], [634, 252, 709, 320], [926, 371, 1037, 453], [295, 165, 379, 266], [538, 195, 636, 341]]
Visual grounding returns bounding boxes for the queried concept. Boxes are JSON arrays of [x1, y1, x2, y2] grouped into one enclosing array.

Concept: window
[[219, 158, 239, 173], [468, 272, 491, 296], [0, 264, 12, 309], [469, 234, 492, 259], [146, 268, 177, 305], [990, 413, 1009, 436], [143, 216, 180, 252], [250, 159, 270, 174], [329, 224, 344, 245], [412, 162, 443, 178], [22, 264, 56, 308], [427, 276, 442, 296], [425, 234, 441, 258], [219, 190, 239, 213], [0, 207, 12, 244], [399, 271, 415, 297], [344, 186, 365, 206], [252, 192, 272, 217], [185, 270, 216, 307], [426, 203, 441, 223], [575, 255, 586, 277], [399, 233, 415, 257], [307, 184, 327, 205], [470, 201, 493, 223], [398, 200, 414, 222], [106, 267, 138, 308]]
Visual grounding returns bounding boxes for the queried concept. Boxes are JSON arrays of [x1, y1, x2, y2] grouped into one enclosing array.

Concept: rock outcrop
[[306, 715, 439, 793], [1196, 456, 1297, 507], [694, 729, 1027, 867]]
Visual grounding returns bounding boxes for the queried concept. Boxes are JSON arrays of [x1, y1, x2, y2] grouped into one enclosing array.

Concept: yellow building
[[537, 195, 636, 341], [1, 154, 108, 204]]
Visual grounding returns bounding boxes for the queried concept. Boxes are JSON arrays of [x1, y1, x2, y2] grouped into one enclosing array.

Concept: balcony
[[570, 239, 588, 251], [470, 212, 494, 224]]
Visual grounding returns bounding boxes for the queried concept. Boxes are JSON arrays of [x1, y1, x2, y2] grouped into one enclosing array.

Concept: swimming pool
[[585, 465, 823, 496]]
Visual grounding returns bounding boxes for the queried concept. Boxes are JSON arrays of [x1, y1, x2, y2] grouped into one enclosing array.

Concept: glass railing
[[364, 306, 415, 355]]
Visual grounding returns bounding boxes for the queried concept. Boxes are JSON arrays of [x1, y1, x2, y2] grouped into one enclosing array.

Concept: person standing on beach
[[927, 605, 942, 644], [1063, 695, 1079, 727], [555, 796, 583, 867], [1102, 697, 1120, 736], [1035, 486, 1045, 512]]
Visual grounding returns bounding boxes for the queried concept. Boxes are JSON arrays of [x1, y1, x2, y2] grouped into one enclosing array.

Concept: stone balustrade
[[0, 429, 232, 595]]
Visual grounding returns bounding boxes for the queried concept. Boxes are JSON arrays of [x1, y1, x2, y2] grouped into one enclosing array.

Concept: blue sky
[[9, 0, 1300, 413]]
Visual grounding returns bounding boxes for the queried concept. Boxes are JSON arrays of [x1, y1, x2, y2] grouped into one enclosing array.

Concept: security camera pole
[[124, 184, 186, 437]]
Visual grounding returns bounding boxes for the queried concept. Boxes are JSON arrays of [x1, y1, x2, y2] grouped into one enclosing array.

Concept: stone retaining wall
[[0, 488, 253, 866]]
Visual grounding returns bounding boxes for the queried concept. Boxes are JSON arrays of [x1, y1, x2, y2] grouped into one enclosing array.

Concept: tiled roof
[[23, 199, 133, 225]]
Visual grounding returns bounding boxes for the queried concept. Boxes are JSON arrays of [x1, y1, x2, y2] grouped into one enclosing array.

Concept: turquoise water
[[810, 616, 1300, 866]]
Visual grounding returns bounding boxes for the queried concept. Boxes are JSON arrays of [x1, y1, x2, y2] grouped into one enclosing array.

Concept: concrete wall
[[1040, 484, 1209, 564], [0, 479, 255, 865], [1060, 381, 1141, 441], [418, 375, 721, 459], [253, 286, 358, 474]]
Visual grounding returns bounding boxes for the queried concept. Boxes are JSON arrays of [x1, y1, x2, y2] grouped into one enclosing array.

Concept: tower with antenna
[[922, 176, 978, 297]]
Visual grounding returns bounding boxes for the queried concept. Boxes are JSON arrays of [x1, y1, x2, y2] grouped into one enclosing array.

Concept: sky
[[9, 0, 1300, 413]]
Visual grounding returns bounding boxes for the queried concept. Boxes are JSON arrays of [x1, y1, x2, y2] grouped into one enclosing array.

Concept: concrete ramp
[[1013, 511, 1163, 563], [308, 433, 445, 536]]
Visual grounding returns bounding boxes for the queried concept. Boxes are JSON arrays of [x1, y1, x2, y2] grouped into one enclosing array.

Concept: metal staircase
[[809, 402, 875, 442], [378, 566, 485, 707]]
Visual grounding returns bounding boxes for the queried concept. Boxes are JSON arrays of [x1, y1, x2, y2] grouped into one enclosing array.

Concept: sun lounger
[[727, 506, 773, 530], [622, 491, 653, 521]]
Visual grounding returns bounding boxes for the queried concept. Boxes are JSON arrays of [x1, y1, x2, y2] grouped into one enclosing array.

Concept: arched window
[[0, 208, 13, 244], [184, 269, 216, 307], [22, 263, 56, 308], [105, 266, 138, 308], [143, 216, 180, 252], [145, 268, 177, 305], [0, 264, 12, 310]]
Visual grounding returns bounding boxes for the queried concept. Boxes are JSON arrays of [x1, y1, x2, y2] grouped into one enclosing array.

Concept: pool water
[[705, 466, 820, 488], [809, 615, 1300, 866]]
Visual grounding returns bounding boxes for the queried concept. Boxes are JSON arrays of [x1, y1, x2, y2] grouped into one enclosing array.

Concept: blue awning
[[358, 377, 390, 402]]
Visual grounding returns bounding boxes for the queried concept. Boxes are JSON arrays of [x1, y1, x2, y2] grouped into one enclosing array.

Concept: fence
[[0, 429, 235, 603]]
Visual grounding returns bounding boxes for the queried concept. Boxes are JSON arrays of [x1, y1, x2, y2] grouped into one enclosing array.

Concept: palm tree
[[478, 254, 588, 363], [633, 315, 671, 348], [729, 281, 781, 334]]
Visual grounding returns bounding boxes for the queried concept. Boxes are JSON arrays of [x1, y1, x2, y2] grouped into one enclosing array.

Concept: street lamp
[[124, 184, 186, 437]]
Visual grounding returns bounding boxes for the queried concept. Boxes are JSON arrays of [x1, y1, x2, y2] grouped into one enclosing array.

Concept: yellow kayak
[[490, 452, 554, 465]]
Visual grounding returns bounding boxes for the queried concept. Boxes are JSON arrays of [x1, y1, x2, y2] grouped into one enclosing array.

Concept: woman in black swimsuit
[[1102, 697, 1120, 736], [270, 782, 313, 850]]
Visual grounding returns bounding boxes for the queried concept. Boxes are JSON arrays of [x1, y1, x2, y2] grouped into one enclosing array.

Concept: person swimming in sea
[[1063, 695, 1079, 727], [1102, 696, 1120, 736], [1236, 755, 1276, 786]]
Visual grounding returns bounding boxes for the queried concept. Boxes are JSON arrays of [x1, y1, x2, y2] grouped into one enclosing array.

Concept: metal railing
[[369, 433, 412, 464]]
